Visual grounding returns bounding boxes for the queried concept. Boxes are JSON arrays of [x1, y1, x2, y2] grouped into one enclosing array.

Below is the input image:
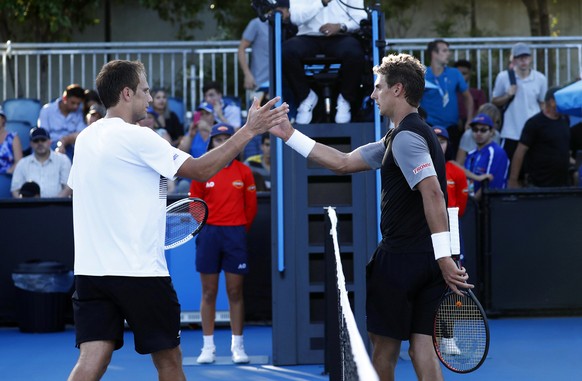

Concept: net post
[[324, 207, 341, 380]]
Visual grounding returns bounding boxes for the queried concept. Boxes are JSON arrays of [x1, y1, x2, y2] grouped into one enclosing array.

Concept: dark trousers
[[282, 35, 365, 104]]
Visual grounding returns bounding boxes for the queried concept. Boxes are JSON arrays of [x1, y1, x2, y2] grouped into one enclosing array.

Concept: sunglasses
[[32, 138, 48, 143], [471, 127, 491, 134]]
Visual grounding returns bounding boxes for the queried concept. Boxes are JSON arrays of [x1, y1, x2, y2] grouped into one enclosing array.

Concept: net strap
[[327, 207, 379, 381]]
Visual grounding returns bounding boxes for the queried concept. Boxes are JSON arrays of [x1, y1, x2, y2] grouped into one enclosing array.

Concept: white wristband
[[285, 130, 316, 158], [431, 231, 451, 260]]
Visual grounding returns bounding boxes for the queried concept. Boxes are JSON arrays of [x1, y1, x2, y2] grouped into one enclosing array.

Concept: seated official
[[283, 0, 368, 124]]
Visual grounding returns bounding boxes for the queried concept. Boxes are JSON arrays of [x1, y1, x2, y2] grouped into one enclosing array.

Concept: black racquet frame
[[432, 207, 490, 373]]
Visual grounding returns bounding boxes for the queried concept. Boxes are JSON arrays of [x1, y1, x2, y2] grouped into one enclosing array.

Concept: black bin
[[12, 260, 74, 333]]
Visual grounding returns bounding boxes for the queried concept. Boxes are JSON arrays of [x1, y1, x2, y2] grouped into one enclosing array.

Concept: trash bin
[[12, 260, 74, 333]]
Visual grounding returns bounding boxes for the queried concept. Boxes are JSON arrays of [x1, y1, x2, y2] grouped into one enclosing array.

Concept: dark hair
[[19, 181, 40, 198], [261, 132, 270, 144], [426, 39, 449, 63], [373, 53, 426, 108], [95, 60, 145, 109], [545, 86, 562, 102], [453, 59, 472, 70], [83, 89, 102, 115], [64, 84, 85, 100], [202, 81, 222, 95]]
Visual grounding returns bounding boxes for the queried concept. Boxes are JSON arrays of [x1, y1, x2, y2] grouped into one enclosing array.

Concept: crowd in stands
[[1, 20, 582, 201]]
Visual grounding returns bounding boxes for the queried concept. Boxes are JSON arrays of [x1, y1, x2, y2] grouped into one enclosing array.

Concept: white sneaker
[[296, 90, 318, 124], [231, 344, 250, 364], [196, 346, 216, 364], [335, 94, 351, 123], [441, 337, 461, 355]]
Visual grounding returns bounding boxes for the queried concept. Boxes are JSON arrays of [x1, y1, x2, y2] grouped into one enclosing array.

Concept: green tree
[[0, 0, 101, 42], [0, 0, 208, 43]]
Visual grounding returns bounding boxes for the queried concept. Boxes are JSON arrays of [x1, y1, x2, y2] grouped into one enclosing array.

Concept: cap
[[469, 114, 494, 128], [19, 181, 40, 198], [210, 123, 235, 138], [512, 42, 531, 58], [197, 102, 214, 114], [432, 126, 449, 140], [30, 127, 51, 141], [146, 106, 159, 119], [88, 103, 106, 117]]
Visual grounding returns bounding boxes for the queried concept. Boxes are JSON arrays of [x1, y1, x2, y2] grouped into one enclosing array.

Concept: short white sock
[[203, 335, 214, 348], [232, 334, 244, 347]]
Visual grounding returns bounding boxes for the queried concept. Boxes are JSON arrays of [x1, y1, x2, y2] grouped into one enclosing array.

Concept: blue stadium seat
[[6, 120, 33, 153], [0, 174, 13, 198], [2, 98, 42, 128], [167, 96, 185, 127]]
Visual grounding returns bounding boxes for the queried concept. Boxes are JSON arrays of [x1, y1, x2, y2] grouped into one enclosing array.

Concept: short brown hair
[[95, 60, 145, 109], [373, 53, 426, 107]]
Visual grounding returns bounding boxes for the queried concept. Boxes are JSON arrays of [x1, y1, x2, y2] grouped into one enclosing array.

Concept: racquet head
[[165, 197, 208, 250], [433, 288, 490, 373]]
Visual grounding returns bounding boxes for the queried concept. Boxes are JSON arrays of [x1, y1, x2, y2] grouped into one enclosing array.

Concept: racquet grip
[[447, 207, 460, 255]]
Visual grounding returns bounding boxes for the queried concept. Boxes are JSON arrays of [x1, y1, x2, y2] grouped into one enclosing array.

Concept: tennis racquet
[[164, 197, 208, 250], [433, 207, 490, 373]]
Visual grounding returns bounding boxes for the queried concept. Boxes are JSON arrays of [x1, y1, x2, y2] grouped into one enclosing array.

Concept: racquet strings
[[434, 291, 488, 372], [165, 200, 206, 248]]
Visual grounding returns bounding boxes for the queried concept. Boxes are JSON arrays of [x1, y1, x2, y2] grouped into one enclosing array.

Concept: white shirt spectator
[[10, 151, 71, 197]]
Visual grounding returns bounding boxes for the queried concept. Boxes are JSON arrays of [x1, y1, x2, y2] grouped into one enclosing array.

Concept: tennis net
[[327, 207, 379, 381]]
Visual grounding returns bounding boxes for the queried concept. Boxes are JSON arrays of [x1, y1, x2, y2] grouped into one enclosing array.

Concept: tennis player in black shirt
[[271, 53, 473, 381]]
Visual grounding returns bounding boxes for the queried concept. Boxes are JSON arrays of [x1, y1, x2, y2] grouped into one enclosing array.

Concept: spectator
[[421, 39, 473, 160], [203, 81, 242, 129], [18, 181, 40, 198], [38, 84, 86, 160], [463, 114, 510, 199], [150, 88, 184, 146], [238, 1, 292, 159], [238, 1, 291, 97], [453, 59, 487, 124], [11, 127, 72, 198], [179, 102, 215, 159], [190, 123, 257, 365], [138, 106, 172, 143], [82, 89, 102, 117], [0, 106, 23, 175], [283, 0, 368, 124], [85, 103, 106, 126], [244, 133, 271, 191], [492, 42, 547, 161], [175, 102, 216, 194], [456, 103, 502, 165], [508, 87, 571, 188]]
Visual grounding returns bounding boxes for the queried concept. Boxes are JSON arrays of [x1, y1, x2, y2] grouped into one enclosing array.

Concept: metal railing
[[2, 37, 581, 116]]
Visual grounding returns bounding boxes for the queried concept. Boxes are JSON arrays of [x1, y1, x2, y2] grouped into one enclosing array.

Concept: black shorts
[[72, 276, 182, 354], [366, 245, 446, 340]]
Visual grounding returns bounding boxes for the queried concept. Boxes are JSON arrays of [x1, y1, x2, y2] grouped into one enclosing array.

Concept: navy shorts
[[72, 276, 182, 354], [366, 244, 446, 340], [195, 225, 249, 274]]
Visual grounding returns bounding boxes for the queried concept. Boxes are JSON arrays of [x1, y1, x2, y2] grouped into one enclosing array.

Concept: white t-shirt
[[493, 69, 547, 141], [67, 117, 190, 276]]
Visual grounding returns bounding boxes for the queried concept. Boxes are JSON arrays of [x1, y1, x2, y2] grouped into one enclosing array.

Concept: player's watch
[[340, 23, 347, 33]]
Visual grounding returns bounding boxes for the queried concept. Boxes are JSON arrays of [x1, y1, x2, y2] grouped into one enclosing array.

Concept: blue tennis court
[[1, 316, 580, 380]]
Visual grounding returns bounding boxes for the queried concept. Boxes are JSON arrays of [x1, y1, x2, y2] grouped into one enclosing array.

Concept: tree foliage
[[0, 0, 101, 42], [0, 0, 208, 43]]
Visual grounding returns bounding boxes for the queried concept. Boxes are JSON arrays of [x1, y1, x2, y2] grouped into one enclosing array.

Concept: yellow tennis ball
[[456, 301, 463, 308]]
